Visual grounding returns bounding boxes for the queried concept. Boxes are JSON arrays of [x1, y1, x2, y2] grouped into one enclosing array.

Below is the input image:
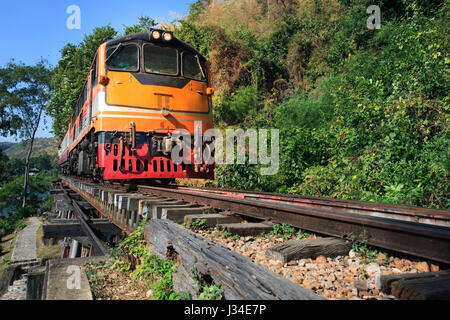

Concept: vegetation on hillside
[[0, 137, 59, 160], [0, 146, 55, 245], [0, 149, 56, 256], [174, 0, 449, 209]]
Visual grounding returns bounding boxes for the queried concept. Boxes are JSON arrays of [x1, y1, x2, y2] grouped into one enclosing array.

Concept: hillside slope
[[173, 0, 449, 209], [0, 137, 58, 160]]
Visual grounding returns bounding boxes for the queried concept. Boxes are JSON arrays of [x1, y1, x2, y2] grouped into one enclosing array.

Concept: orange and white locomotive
[[58, 30, 215, 182]]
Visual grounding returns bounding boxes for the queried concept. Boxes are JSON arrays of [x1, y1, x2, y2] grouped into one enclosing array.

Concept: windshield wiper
[[106, 43, 122, 63], [195, 55, 206, 80]]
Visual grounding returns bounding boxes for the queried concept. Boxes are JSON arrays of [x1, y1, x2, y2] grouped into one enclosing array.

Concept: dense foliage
[[0, 173, 53, 239], [47, 26, 117, 138], [172, 0, 448, 208]]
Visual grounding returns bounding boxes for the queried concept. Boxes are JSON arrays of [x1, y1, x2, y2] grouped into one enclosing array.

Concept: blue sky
[[0, 0, 193, 142]]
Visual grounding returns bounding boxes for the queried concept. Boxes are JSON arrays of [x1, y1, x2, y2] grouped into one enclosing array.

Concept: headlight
[[152, 30, 161, 40], [163, 32, 173, 41]]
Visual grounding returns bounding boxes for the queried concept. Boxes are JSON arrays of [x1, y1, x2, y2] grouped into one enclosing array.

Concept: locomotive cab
[[105, 31, 211, 115]]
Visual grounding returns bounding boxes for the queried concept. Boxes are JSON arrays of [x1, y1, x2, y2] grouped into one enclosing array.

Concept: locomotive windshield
[[144, 44, 178, 76], [106, 44, 139, 72], [106, 40, 207, 82], [183, 52, 206, 81]]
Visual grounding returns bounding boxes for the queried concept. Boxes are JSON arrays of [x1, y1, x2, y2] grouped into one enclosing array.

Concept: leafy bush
[[112, 223, 181, 300], [199, 284, 224, 300], [186, 219, 207, 231], [271, 223, 296, 240], [213, 85, 261, 126]]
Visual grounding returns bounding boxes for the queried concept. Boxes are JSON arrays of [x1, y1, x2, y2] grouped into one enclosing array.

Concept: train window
[[92, 56, 98, 87], [143, 44, 178, 76], [106, 44, 139, 72], [182, 52, 206, 81], [83, 84, 88, 103], [74, 82, 87, 123]]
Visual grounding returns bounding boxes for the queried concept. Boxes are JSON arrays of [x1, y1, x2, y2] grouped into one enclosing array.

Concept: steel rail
[[60, 183, 108, 256], [176, 185, 450, 214], [71, 200, 109, 256], [163, 185, 450, 227]]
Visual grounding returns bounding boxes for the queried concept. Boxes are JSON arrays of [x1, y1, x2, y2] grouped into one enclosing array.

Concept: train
[[58, 29, 215, 183]]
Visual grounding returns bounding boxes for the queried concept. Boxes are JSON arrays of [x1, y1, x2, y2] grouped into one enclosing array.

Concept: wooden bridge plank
[[43, 220, 122, 239], [184, 213, 244, 227], [391, 275, 450, 300], [219, 222, 273, 236], [266, 238, 352, 263], [381, 270, 450, 295], [144, 219, 324, 300]]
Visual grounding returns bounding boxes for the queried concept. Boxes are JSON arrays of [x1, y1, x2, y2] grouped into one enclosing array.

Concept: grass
[[35, 217, 61, 261], [349, 230, 389, 265], [268, 223, 313, 241], [86, 224, 181, 300], [85, 259, 159, 300], [0, 216, 31, 297], [0, 231, 18, 296], [0, 232, 16, 274], [0, 218, 32, 273]]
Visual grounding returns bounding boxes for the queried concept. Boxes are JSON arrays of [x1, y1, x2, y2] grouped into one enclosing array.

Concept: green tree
[[0, 150, 11, 184], [8, 158, 25, 175], [0, 60, 52, 208], [29, 154, 54, 171], [123, 16, 157, 35], [47, 26, 117, 138], [0, 173, 52, 238]]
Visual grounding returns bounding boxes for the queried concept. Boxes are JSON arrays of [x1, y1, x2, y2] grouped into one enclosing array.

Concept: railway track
[[59, 175, 450, 265], [173, 185, 450, 227]]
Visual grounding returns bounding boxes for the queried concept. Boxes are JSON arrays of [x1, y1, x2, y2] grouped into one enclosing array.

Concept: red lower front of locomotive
[[97, 131, 214, 181]]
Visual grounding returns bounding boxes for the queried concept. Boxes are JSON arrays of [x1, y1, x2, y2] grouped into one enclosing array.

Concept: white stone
[[365, 262, 380, 275], [365, 263, 381, 289]]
